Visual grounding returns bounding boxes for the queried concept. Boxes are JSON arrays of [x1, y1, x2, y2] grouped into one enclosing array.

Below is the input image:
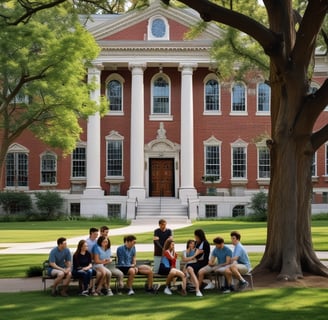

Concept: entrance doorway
[[149, 158, 174, 197]]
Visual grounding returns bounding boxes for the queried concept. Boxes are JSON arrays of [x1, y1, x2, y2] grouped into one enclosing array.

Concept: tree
[[161, 0, 328, 280], [0, 3, 106, 183]]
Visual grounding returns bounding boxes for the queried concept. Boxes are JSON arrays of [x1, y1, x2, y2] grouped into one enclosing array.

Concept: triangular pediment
[[84, 1, 223, 42]]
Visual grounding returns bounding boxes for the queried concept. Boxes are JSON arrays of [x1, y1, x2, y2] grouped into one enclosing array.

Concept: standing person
[[223, 231, 251, 293], [99, 225, 124, 291], [197, 236, 232, 290], [48, 237, 72, 297], [153, 219, 173, 273], [72, 240, 98, 296], [85, 227, 99, 254], [93, 236, 114, 296], [158, 239, 187, 296], [116, 235, 159, 295], [185, 229, 210, 297]]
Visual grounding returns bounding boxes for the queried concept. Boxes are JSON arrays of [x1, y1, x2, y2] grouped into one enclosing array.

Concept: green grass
[[0, 219, 129, 242], [0, 287, 328, 320]]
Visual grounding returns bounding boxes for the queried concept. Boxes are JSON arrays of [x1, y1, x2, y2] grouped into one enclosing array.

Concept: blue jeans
[[72, 269, 96, 291]]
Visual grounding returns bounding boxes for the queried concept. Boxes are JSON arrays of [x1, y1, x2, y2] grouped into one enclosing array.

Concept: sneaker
[[128, 289, 135, 296], [164, 287, 172, 295], [106, 289, 114, 296], [204, 282, 215, 290], [79, 290, 89, 296], [152, 283, 161, 292], [239, 280, 249, 290], [196, 290, 203, 297], [223, 288, 231, 294]]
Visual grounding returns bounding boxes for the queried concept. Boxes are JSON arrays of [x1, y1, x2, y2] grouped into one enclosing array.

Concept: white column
[[81, 65, 105, 217], [127, 63, 146, 202], [179, 63, 197, 202]]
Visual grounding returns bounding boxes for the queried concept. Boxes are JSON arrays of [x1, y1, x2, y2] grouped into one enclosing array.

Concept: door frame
[[144, 136, 180, 198]]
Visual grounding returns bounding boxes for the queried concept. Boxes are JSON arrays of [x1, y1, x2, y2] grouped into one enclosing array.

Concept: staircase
[[132, 198, 190, 224]]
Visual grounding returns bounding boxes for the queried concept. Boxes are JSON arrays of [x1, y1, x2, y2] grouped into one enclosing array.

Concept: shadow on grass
[[1, 287, 327, 320]]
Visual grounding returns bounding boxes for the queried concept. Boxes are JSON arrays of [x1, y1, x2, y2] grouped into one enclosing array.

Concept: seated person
[[158, 239, 187, 296], [48, 237, 72, 297], [224, 231, 251, 293], [116, 235, 159, 295], [198, 236, 232, 290], [72, 239, 97, 296]]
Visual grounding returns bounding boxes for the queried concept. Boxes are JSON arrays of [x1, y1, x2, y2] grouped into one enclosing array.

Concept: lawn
[[0, 287, 327, 320]]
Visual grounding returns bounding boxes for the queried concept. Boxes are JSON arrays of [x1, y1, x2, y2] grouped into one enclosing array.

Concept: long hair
[[73, 239, 86, 257], [194, 229, 207, 243], [162, 238, 174, 255], [97, 235, 109, 249]]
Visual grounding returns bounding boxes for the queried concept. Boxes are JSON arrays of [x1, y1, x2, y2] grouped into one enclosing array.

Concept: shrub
[[34, 191, 64, 219], [247, 191, 268, 221], [0, 191, 32, 214], [26, 266, 43, 277]]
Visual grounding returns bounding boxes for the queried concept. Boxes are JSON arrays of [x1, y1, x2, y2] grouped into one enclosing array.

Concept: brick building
[[2, 1, 328, 220]]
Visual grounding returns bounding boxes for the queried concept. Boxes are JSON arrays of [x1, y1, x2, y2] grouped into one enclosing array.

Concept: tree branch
[[292, 0, 328, 68], [161, 0, 282, 57], [311, 124, 328, 152]]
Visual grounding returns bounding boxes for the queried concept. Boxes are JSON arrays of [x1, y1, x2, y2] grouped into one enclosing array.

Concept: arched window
[[205, 79, 220, 111], [232, 205, 245, 217], [257, 82, 270, 112], [107, 79, 122, 112], [232, 82, 246, 112], [152, 75, 170, 114]]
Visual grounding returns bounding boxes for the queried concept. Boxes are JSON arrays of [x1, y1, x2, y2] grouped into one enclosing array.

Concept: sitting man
[[198, 236, 232, 290], [223, 230, 251, 293], [48, 237, 72, 296], [116, 235, 159, 295]]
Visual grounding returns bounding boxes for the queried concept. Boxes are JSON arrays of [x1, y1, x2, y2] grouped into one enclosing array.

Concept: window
[[70, 203, 80, 217], [72, 146, 86, 178], [258, 147, 270, 178], [107, 141, 122, 176], [148, 16, 169, 40], [232, 82, 246, 112], [311, 153, 317, 177], [41, 152, 57, 184], [107, 80, 122, 112], [257, 83, 270, 112], [326, 144, 328, 175], [232, 205, 245, 217], [152, 75, 170, 114], [108, 204, 121, 218], [205, 145, 220, 180], [5, 152, 28, 187], [205, 78, 220, 112], [232, 146, 247, 178], [205, 204, 217, 218]]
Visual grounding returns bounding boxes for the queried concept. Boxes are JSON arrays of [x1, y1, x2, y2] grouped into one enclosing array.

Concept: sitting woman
[[72, 240, 98, 296], [158, 239, 187, 296], [93, 236, 114, 296]]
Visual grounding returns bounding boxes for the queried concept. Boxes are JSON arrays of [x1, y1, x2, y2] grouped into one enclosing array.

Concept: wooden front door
[[149, 158, 174, 197]]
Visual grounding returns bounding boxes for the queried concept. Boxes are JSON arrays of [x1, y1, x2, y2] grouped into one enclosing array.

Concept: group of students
[[47, 220, 251, 297]]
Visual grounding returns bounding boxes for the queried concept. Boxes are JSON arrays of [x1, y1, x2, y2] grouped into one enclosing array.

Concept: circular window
[[151, 18, 166, 38]]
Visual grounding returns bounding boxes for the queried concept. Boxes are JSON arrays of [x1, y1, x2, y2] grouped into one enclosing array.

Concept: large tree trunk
[[256, 64, 328, 279]]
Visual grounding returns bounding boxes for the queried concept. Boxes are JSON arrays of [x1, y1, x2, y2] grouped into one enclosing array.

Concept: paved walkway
[[1, 222, 328, 293]]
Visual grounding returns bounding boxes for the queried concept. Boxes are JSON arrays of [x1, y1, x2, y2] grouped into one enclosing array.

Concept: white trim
[[105, 131, 124, 179], [147, 15, 170, 40], [256, 82, 271, 113], [203, 73, 220, 113], [150, 72, 171, 116], [230, 81, 247, 114], [105, 73, 125, 115]]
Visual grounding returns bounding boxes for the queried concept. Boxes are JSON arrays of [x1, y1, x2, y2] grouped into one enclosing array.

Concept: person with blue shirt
[[197, 236, 232, 290], [223, 231, 251, 293], [48, 237, 72, 297]]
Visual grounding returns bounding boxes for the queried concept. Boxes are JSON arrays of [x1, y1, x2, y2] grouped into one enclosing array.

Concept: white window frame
[[105, 74, 124, 115], [203, 74, 221, 115], [105, 130, 124, 182], [150, 73, 172, 121], [230, 82, 247, 115], [256, 82, 271, 115], [147, 15, 170, 41], [231, 139, 248, 181], [5, 143, 29, 190], [40, 151, 57, 186], [203, 136, 222, 182], [256, 141, 271, 181], [71, 142, 87, 180]]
